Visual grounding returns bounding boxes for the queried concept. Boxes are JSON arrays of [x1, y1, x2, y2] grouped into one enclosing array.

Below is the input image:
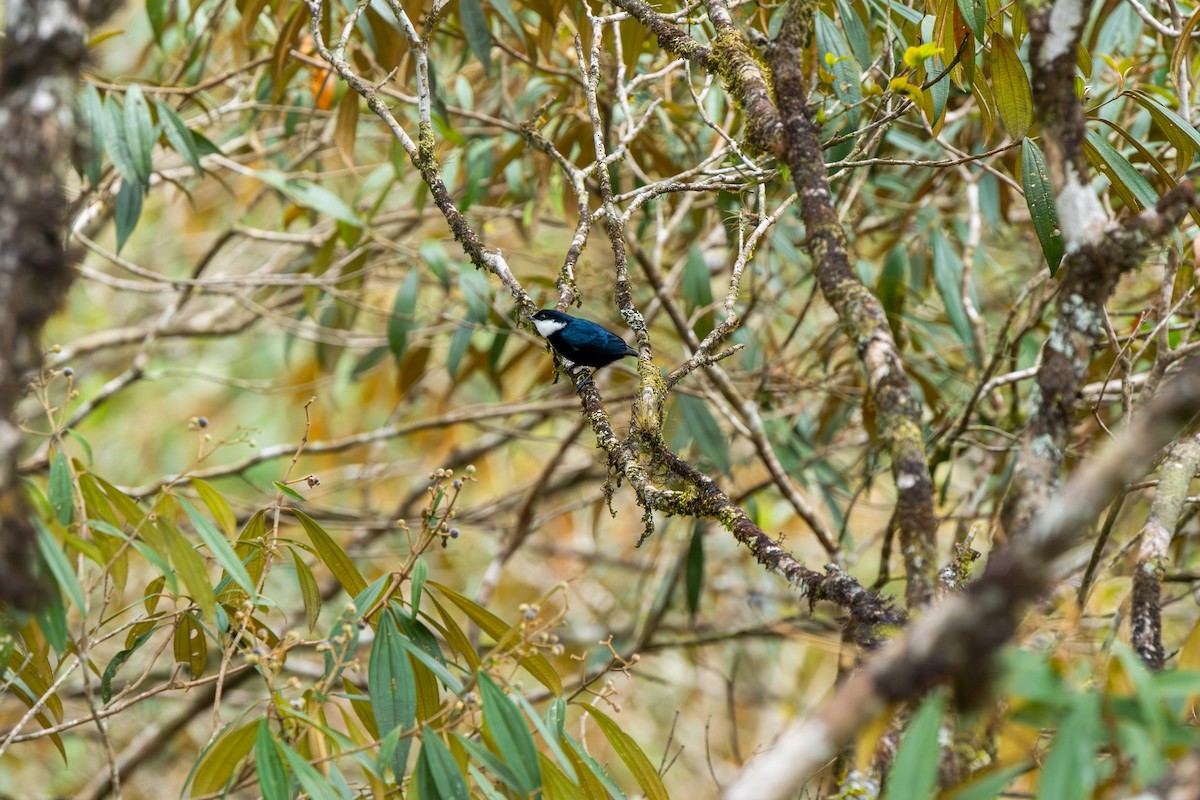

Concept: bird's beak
[[524, 315, 535, 322]]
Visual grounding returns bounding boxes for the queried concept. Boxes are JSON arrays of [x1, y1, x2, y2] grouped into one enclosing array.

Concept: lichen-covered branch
[[724, 356, 1200, 800], [0, 0, 119, 609], [309, 4, 899, 648], [303, 0, 536, 317], [1132, 435, 1200, 669], [572, 377, 901, 649], [1000, 0, 1200, 536], [609, 0, 784, 154], [769, 0, 939, 609]]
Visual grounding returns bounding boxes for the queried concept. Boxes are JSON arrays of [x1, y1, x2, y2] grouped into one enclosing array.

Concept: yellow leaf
[[904, 43, 944, 68]]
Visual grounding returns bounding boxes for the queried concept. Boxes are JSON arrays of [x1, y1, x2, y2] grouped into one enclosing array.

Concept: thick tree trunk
[[0, 0, 116, 608]]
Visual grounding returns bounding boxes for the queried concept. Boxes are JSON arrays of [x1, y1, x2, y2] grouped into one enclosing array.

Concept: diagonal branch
[[724, 356, 1200, 800], [1131, 434, 1200, 669], [1001, 0, 1200, 535], [769, 0, 940, 609]]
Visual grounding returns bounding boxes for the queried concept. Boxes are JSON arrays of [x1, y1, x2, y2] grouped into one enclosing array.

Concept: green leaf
[[103, 95, 138, 185], [1084, 130, 1158, 211], [877, 245, 908, 339], [370, 609, 417, 780], [991, 37, 1032, 140], [273, 480, 306, 502], [458, 0, 493, 74], [34, 517, 86, 614], [410, 556, 428, 617], [181, 498, 257, 601], [1036, 693, 1102, 800], [565, 733, 627, 800], [123, 85, 154, 187], [101, 629, 155, 703], [541, 754, 584, 800], [191, 721, 259, 796], [957, 0, 986, 39], [114, 179, 144, 254], [417, 728, 470, 800], [682, 246, 713, 312], [489, 0, 522, 38], [945, 763, 1029, 800], [397, 634, 464, 694], [154, 99, 203, 173], [835, 0, 871, 71], [147, 0, 169, 41], [1021, 139, 1065, 275], [585, 705, 668, 800], [191, 478, 236, 538], [388, 267, 421, 361], [930, 229, 977, 362], [291, 547, 322, 631], [814, 12, 863, 125], [477, 673, 542, 796], [673, 394, 731, 475], [162, 518, 217, 621], [429, 582, 562, 694], [685, 523, 704, 619], [510, 691, 577, 781], [882, 691, 944, 800], [34, 587, 69, 653], [78, 84, 106, 185], [447, 324, 474, 378], [255, 168, 363, 227], [1130, 90, 1200, 173], [65, 430, 94, 466], [925, 53, 949, 128], [255, 721, 289, 800], [457, 734, 527, 794], [280, 740, 349, 800], [49, 449, 75, 525], [292, 508, 367, 596]]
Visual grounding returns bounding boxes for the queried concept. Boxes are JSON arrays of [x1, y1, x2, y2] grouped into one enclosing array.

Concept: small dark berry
[[449, 528, 460, 538], [197, 417, 209, 428], [62, 367, 74, 377]]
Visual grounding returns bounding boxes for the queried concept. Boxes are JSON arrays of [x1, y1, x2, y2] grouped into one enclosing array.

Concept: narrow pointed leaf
[[34, 517, 85, 614], [418, 728, 470, 800], [882, 691, 944, 800], [585, 705, 667, 800], [477, 673, 542, 796], [49, 449, 74, 525], [369, 609, 417, 779], [1021, 139, 1064, 274], [255, 721, 289, 800], [991, 37, 1032, 139], [181, 498, 256, 600], [292, 508, 367, 596]]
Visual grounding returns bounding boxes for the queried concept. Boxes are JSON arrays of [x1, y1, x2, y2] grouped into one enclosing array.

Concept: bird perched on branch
[[528, 309, 637, 383]]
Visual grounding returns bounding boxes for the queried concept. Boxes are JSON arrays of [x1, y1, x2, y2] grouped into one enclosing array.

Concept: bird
[[527, 309, 637, 383]]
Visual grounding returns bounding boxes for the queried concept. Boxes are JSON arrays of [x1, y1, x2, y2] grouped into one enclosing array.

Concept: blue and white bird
[[528, 309, 637, 381]]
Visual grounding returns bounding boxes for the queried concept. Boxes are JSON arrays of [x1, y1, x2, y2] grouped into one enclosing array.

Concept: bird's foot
[[569, 366, 596, 388]]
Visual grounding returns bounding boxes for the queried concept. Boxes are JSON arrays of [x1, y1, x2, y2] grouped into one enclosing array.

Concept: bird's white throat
[[532, 318, 567, 337]]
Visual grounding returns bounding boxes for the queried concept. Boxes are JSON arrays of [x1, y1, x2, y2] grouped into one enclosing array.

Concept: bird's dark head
[[527, 309, 573, 338]]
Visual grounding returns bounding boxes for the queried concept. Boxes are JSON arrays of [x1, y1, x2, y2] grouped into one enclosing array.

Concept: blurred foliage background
[[5, 0, 1200, 795]]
